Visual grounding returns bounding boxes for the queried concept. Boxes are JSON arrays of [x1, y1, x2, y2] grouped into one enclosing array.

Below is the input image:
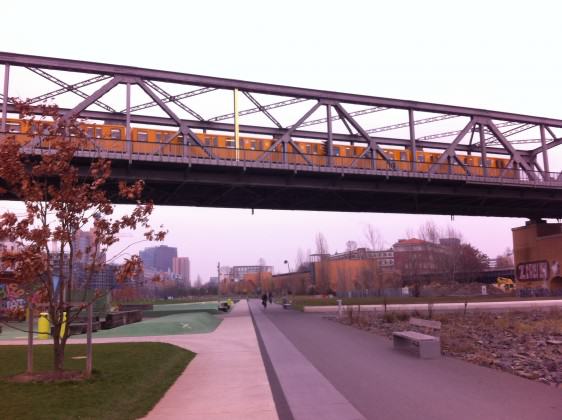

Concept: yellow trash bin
[[60, 312, 67, 338], [38, 312, 50, 340]]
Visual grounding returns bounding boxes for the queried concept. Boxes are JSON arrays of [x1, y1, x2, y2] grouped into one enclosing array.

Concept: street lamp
[[284, 260, 291, 273]]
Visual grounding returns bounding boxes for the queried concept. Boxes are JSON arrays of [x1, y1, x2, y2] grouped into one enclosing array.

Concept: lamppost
[[217, 262, 221, 304], [284, 260, 291, 273]]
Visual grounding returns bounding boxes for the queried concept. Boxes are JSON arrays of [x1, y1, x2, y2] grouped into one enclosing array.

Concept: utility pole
[[217, 262, 221, 304]]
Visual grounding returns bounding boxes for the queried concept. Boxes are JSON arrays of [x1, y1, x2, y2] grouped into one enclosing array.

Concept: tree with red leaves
[[0, 102, 165, 375]]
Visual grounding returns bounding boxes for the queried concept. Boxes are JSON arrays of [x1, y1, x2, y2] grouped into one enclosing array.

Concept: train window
[[345, 147, 352, 157], [111, 129, 122, 140], [417, 155, 425, 162], [386, 151, 394, 160], [400, 152, 407, 161], [137, 131, 148, 142], [305, 144, 311, 154], [313, 144, 318, 154], [6, 123, 20, 133], [429, 155, 435, 162], [86, 127, 93, 138], [226, 139, 235, 148], [204, 137, 211, 146], [250, 140, 257, 150], [332, 147, 340, 156], [496, 160, 504, 168], [485, 159, 491, 168], [156, 132, 162, 142]]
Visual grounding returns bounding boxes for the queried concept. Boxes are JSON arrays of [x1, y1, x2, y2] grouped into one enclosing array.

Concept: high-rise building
[[139, 245, 177, 272], [73, 229, 105, 263], [172, 257, 191, 288]]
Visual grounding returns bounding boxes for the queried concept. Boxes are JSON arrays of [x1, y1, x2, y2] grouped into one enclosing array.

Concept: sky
[[2, 0, 562, 281]]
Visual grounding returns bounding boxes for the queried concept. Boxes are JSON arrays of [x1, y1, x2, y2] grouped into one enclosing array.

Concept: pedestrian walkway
[[0, 300, 278, 420], [254, 302, 562, 420], [250, 300, 365, 420]]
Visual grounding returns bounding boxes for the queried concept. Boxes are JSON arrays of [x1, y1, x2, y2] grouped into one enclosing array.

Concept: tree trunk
[[53, 338, 65, 372], [26, 302, 33, 374]]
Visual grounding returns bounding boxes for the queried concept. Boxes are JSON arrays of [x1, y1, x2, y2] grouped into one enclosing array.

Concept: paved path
[[304, 299, 562, 313], [251, 301, 562, 420], [0, 301, 278, 420]]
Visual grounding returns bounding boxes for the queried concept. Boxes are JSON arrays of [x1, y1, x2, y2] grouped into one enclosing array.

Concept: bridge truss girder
[[1, 52, 562, 217]]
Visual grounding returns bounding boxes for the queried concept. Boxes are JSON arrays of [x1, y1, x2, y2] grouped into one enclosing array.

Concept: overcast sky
[[2, 1, 562, 281]]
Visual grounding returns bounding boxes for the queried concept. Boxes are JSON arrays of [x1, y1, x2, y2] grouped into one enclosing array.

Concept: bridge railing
[[15, 135, 562, 188]]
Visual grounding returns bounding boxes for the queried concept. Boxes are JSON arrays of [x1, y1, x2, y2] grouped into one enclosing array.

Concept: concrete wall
[[512, 221, 562, 291]]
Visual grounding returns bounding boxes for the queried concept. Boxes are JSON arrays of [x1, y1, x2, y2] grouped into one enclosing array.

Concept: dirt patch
[[335, 308, 562, 388], [7, 370, 86, 383]]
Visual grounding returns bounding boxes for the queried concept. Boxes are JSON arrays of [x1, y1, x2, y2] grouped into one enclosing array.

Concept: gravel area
[[335, 308, 562, 388]]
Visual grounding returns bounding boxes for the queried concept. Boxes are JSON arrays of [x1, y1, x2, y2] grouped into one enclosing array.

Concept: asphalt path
[[250, 300, 562, 420]]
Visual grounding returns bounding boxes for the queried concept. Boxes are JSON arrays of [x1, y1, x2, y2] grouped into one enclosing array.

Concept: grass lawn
[[0, 342, 195, 420], [290, 295, 562, 310]]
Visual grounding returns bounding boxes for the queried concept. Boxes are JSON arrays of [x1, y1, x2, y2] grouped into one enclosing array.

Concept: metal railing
[[12, 134, 562, 188]]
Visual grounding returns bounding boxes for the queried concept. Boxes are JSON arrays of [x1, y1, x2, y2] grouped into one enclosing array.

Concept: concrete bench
[[218, 302, 230, 312], [393, 317, 441, 359], [101, 310, 142, 329]]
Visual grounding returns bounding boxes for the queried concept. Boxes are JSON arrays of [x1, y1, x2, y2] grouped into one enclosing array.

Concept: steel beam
[[242, 91, 282, 128], [1, 64, 8, 134], [327, 105, 333, 167], [27, 68, 115, 112], [484, 119, 535, 180], [428, 119, 475, 176], [409, 109, 417, 171], [540, 125, 550, 179], [2, 52, 562, 128]]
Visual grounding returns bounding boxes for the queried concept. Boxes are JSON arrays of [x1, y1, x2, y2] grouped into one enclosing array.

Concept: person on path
[[268, 291, 273, 304], [261, 293, 268, 309]]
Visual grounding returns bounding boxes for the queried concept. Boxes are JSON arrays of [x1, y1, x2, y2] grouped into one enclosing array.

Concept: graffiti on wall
[[0, 283, 46, 319]]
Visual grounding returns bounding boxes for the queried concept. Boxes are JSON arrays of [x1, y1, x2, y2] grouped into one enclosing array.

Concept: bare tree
[[364, 224, 385, 250], [314, 233, 330, 293], [495, 248, 514, 268], [418, 220, 441, 244], [345, 240, 357, 252]]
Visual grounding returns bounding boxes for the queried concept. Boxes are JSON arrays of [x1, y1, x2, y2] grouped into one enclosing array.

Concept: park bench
[[392, 317, 441, 359]]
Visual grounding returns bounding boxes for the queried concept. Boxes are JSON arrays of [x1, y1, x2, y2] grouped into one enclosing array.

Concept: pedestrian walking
[[261, 293, 268, 309]]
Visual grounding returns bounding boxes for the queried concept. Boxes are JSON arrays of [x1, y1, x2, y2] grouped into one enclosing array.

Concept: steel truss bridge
[[1, 52, 562, 218]]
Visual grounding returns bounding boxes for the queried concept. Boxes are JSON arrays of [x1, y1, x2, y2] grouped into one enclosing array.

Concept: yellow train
[[3, 118, 514, 177]]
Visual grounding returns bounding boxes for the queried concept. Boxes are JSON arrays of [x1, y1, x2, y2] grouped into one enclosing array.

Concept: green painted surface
[[0, 301, 223, 340]]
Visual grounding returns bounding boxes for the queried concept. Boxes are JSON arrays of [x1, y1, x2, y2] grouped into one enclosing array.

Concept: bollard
[[337, 299, 343, 319], [59, 312, 67, 338], [38, 312, 50, 340]]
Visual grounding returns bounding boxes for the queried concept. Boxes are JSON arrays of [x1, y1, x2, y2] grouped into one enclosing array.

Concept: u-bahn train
[[2, 117, 515, 177]]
